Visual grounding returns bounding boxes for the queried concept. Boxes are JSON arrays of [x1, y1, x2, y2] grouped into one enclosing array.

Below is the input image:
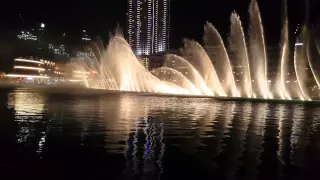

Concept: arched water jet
[[163, 54, 213, 95], [182, 39, 226, 96], [229, 12, 252, 98], [152, 67, 202, 95], [203, 22, 238, 97], [249, 0, 270, 99]]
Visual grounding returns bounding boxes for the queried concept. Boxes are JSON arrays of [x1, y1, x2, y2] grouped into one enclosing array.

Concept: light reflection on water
[[1, 88, 320, 179]]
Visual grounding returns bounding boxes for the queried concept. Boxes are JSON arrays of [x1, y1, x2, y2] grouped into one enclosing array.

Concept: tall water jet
[[182, 39, 226, 96], [163, 54, 213, 95], [277, 0, 291, 100], [229, 12, 252, 98], [248, 0, 270, 99], [294, 25, 310, 100], [203, 22, 238, 96]]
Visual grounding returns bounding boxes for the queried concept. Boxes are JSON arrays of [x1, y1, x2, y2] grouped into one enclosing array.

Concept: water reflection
[[2, 88, 320, 179], [8, 88, 46, 116], [6, 89, 47, 159], [239, 103, 267, 180]]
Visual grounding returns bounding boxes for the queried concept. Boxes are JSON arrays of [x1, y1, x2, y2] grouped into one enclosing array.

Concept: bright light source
[[68, 79, 83, 82], [295, 43, 303, 46], [14, 66, 45, 71], [41, 23, 45, 28]]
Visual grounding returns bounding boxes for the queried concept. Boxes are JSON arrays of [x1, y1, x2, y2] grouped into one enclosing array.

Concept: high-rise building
[[128, 0, 170, 55]]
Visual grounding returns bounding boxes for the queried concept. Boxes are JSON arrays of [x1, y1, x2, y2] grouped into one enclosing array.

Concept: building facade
[[137, 56, 150, 70], [128, 0, 170, 55], [6, 58, 64, 84]]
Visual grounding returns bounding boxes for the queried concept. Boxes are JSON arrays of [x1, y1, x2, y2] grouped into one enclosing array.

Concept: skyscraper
[[128, 0, 170, 55]]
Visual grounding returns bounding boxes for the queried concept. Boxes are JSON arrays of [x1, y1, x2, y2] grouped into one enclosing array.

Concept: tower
[[128, 0, 170, 55]]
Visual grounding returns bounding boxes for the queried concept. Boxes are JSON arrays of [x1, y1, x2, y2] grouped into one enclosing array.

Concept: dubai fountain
[[66, 0, 320, 101]]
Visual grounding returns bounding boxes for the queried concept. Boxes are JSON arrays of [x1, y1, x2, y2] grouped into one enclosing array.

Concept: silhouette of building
[[127, 0, 170, 55]]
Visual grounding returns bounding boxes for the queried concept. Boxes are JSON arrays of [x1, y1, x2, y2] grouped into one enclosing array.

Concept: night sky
[[0, 0, 319, 48]]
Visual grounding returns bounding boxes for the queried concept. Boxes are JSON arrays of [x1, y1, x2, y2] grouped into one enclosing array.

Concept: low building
[[137, 56, 150, 70], [6, 58, 65, 84]]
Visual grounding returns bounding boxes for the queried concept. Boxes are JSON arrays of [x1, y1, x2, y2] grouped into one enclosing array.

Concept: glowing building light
[[6, 74, 49, 79], [14, 59, 44, 64], [295, 43, 303, 46], [82, 37, 91, 41], [17, 31, 38, 41], [68, 79, 83, 82], [14, 66, 45, 71]]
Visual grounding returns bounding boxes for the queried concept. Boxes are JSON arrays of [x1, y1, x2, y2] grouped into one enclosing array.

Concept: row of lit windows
[[17, 31, 37, 41], [128, 0, 170, 55]]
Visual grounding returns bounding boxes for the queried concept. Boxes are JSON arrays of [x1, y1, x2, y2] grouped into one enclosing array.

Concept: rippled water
[[1, 88, 320, 179]]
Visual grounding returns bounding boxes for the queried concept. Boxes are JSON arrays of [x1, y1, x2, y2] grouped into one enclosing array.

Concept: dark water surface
[[1, 88, 320, 180]]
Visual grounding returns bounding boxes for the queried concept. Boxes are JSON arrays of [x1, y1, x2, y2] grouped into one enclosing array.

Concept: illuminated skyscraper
[[128, 0, 170, 55]]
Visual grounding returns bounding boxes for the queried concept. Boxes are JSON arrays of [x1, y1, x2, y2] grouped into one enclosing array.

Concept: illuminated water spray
[[229, 12, 252, 98], [277, 0, 291, 100], [294, 26, 310, 100], [204, 22, 238, 97], [65, 0, 320, 101], [249, 0, 270, 99]]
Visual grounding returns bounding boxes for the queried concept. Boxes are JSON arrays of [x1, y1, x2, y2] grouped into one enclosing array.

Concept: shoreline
[[1, 82, 319, 104]]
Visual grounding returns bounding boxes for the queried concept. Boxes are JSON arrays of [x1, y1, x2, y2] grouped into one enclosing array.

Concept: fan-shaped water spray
[[65, 0, 320, 101], [182, 39, 226, 96]]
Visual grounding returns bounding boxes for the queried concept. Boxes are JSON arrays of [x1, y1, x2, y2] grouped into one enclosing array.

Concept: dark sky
[[0, 0, 319, 48]]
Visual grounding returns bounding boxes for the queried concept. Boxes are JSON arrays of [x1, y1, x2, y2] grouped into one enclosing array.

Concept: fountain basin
[[2, 83, 318, 104]]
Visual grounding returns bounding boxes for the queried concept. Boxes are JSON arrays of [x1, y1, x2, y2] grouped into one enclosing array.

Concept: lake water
[[1, 87, 320, 180]]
